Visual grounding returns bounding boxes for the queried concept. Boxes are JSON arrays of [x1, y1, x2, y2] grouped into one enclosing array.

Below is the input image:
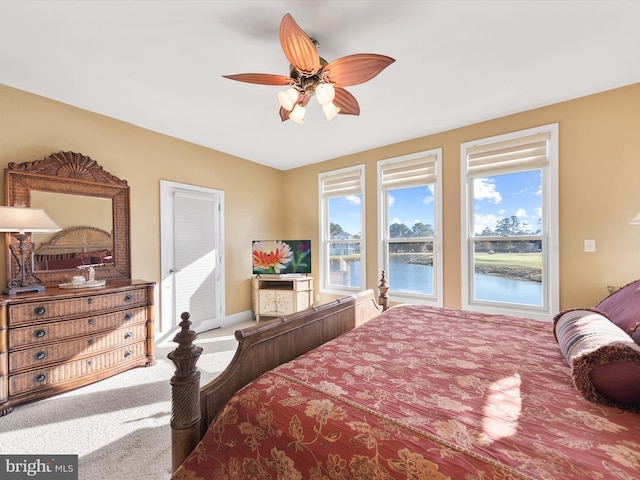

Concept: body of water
[[340, 259, 542, 305]]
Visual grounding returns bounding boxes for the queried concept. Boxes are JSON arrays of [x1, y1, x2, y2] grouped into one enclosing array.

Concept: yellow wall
[[0, 84, 285, 330], [284, 83, 640, 310], [2, 83, 640, 328]]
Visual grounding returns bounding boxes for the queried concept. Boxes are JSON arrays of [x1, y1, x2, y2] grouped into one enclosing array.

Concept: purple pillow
[[595, 278, 640, 345], [554, 309, 640, 409]]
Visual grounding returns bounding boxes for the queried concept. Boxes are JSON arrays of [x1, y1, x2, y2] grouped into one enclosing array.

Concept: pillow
[[45, 257, 84, 270], [595, 278, 640, 345], [554, 309, 640, 409]]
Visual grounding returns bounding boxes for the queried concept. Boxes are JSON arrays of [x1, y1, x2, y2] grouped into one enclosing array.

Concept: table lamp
[[0, 205, 61, 295]]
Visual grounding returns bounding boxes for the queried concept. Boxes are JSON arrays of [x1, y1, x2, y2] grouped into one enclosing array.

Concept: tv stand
[[251, 276, 314, 323]]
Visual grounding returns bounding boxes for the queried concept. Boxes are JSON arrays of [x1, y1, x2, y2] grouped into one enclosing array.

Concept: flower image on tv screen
[[252, 240, 311, 275]]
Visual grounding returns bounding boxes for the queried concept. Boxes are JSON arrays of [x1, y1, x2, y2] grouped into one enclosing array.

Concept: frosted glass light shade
[[322, 102, 341, 121], [630, 211, 640, 224], [315, 83, 335, 105], [289, 104, 306, 124], [277, 88, 298, 111]]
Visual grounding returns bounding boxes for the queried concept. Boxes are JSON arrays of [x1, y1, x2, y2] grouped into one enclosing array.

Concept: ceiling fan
[[223, 13, 395, 124]]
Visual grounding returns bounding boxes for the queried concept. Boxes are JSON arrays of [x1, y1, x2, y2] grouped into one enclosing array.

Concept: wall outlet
[[584, 239, 596, 252]]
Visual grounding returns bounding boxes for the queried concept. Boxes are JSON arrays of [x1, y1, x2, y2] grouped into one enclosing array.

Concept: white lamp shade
[[277, 88, 299, 111], [315, 83, 335, 105], [322, 102, 341, 121], [289, 104, 306, 124], [630, 211, 640, 224], [0, 206, 62, 234]]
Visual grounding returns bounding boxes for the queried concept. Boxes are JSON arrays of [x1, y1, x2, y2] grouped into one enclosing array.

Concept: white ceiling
[[1, 1, 639, 170]]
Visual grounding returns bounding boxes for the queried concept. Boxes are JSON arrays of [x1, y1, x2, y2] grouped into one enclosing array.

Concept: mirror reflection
[[31, 191, 113, 271]]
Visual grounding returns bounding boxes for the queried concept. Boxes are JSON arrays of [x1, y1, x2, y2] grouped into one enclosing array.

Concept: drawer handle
[[87, 339, 94, 346], [35, 351, 46, 360], [87, 318, 94, 325], [124, 350, 133, 358], [87, 298, 93, 305], [124, 294, 133, 303], [34, 329, 47, 338], [124, 313, 133, 321], [87, 360, 93, 366], [34, 306, 46, 316], [124, 331, 133, 340], [35, 373, 46, 383]]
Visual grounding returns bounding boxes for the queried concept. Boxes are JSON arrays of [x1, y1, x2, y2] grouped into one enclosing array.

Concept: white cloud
[[474, 178, 502, 204], [515, 208, 527, 218], [345, 195, 361, 205], [474, 213, 499, 234], [423, 185, 434, 205]]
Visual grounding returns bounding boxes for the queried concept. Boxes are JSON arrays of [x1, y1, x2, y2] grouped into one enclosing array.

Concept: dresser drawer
[[9, 323, 149, 372], [9, 341, 148, 396], [8, 288, 148, 326], [9, 306, 148, 349]]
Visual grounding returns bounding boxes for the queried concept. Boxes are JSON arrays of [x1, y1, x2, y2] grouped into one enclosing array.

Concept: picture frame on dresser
[[0, 151, 155, 415]]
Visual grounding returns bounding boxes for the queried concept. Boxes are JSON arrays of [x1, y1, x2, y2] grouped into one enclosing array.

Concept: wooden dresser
[[0, 280, 155, 415]]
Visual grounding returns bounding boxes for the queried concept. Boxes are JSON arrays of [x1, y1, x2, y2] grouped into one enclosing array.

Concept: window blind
[[321, 167, 363, 197], [380, 154, 437, 189], [467, 131, 550, 178]]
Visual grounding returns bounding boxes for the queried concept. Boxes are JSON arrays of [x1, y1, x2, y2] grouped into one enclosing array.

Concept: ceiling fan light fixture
[[289, 104, 306, 124], [223, 13, 395, 124], [322, 102, 340, 122], [277, 87, 299, 111], [315, 83, 335, 105]]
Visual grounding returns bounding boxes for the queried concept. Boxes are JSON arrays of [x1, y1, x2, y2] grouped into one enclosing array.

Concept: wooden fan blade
[[333, 87, 360, 116], [279, 106, 290, 122], [279, 13, 320, 74], [323, 54, 395, 86], [223, 73, 293, 86]]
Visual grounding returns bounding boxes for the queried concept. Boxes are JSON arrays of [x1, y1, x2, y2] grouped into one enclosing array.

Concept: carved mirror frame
[[4, 151, 131, 286]]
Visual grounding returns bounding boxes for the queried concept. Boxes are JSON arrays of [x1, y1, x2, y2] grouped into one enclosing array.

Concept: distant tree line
[[331, 216, 541, 255], [476, 215, 541, 254]]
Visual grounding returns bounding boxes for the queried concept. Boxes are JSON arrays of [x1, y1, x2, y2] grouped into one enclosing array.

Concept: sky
[[329, 169, 542, 237]]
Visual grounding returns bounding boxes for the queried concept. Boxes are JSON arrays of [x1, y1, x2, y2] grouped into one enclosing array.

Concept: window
[[319, 165, 365, 293], [378, 149, 443, 305], [461, 124, 559, 321]]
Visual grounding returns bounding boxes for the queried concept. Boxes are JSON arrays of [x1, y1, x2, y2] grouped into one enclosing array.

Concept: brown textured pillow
[[595, 278, 640, 345], [554, 309, 640, 409]]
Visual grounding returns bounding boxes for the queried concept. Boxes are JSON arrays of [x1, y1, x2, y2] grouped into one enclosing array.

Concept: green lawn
[[474, 252, 542, 267], [474, 252, 541, 282]]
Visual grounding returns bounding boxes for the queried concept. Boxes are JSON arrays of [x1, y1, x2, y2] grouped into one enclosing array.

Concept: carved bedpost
[[168, 312, 203, 473], [379, 270, 389, 311]]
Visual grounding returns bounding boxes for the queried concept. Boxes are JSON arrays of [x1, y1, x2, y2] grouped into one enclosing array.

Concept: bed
[[33, 225, 114, 270], [168, 274, 640, 479]]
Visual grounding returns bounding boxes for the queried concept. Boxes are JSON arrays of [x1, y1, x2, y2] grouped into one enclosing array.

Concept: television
[[252, 239, 311, 276]]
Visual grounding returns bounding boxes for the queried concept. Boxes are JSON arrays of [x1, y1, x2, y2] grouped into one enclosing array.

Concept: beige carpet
[[0, 321, 253, 480]]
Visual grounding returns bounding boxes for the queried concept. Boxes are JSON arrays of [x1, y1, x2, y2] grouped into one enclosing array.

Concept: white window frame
[[377, 149, 443, 306], [460, 124, 559, 321], [319, 165, 366, 294]]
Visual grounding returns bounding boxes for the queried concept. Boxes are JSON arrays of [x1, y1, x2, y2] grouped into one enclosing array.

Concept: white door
[[160, 181, 224, 333]]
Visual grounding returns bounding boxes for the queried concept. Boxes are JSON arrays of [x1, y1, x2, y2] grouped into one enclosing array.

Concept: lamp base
[[3, 285, 46, 295]]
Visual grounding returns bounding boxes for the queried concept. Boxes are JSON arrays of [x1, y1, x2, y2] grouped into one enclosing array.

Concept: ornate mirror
[[4, 151, 131, 286]]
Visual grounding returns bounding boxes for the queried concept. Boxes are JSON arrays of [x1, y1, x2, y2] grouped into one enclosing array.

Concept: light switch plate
[[584, 239, 596, 252]]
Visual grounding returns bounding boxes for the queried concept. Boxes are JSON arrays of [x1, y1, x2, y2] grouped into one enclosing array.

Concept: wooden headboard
[[35, 226, 112, 256]]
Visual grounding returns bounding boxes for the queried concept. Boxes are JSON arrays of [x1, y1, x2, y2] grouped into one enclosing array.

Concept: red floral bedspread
[[172, 305, 640, 480]]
